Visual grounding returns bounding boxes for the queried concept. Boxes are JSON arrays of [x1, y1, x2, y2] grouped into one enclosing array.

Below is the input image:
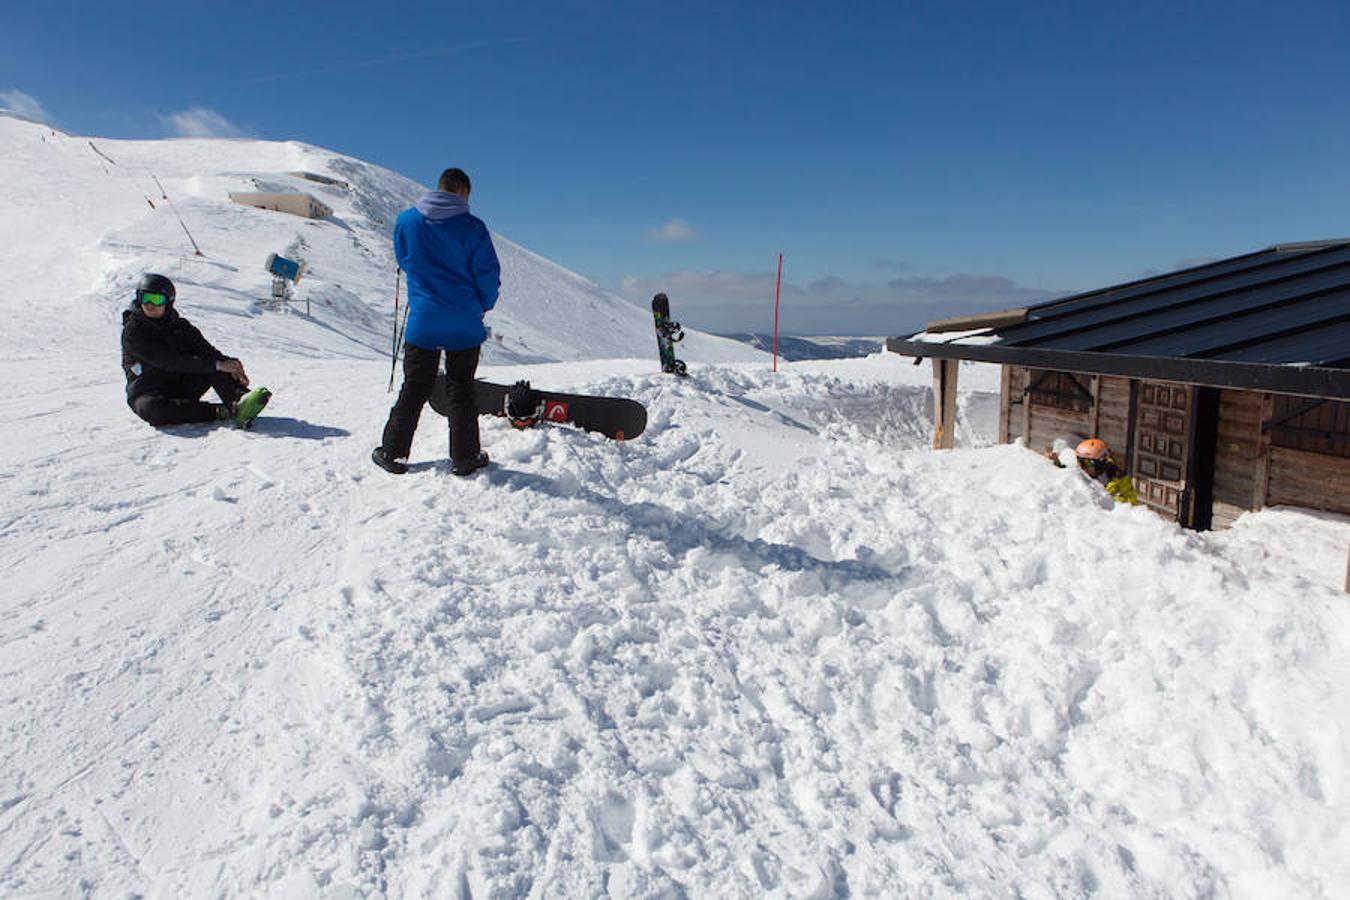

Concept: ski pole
[[388, 268, 404, 392]]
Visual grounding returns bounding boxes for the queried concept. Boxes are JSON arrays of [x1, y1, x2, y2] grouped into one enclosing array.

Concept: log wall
[[1095, 376, 1132, 462], [1212, 389, 1267, 529], [1023, 368, 1093, 453], [1012, 368, 1132, 461], [1006, 367, 1029, 443], [1267, 446, 1350, 514]]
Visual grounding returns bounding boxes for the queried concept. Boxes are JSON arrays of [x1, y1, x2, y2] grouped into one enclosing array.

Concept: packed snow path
[[2, 354, 1347, 898]]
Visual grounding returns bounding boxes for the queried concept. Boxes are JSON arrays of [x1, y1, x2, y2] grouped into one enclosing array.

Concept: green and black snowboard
[[430, 377, 647, 441], [652, 293, 688, 376]]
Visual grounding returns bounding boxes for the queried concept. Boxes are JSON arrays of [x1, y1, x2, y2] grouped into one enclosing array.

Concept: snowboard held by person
[[373, 167, 501, 476], [121, 273, 271, 429]]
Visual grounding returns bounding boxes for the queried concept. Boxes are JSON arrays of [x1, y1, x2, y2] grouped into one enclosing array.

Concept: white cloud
[[163, 107, 247, 138], [645, 218, 697, 242], [616, 269, 1059, 335], [0, 89, 53, 124]]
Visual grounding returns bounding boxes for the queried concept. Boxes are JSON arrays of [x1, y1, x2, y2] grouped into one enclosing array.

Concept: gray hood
[[414, 191, 469, 221]]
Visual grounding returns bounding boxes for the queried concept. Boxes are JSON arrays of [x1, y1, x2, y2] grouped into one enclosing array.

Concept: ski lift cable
[[87, 140, 156, 210], [147, 172, 205, 257]]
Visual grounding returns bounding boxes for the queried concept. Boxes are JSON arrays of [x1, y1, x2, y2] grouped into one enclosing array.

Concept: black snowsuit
[[121, 302, 244, 426]]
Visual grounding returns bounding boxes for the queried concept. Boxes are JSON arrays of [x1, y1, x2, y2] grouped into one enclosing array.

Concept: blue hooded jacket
[[395, 191, 501, 351]]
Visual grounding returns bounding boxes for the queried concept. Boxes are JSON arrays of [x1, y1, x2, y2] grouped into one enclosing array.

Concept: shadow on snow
[[483, 466, 903, 584], [159, 417, 350, 440]]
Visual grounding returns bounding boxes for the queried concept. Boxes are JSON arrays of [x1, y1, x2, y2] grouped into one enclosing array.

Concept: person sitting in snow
[[372, 167, 500, 476], [121, 273, 271, 429], [1045, 437, 1139, 505]]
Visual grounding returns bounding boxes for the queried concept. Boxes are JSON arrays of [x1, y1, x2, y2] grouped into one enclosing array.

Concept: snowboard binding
[[505, 380, 545, 429]]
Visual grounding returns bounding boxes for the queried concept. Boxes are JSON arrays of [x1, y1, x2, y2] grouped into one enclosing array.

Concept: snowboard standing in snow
[[430, 377, 647, 441], [651, 293, 688, 376]]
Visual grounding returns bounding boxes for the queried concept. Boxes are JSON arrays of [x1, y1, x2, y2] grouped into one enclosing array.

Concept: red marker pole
[[772, 253, 783, 372]]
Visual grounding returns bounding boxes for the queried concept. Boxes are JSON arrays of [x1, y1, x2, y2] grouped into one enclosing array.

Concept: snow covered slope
[[0, 113, 763, 367], [1, 112, 1348, 898], [2, 346, 1348, 898]]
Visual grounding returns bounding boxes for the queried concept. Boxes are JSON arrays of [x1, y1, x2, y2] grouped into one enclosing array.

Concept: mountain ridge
[[0, 114, 765, 367]]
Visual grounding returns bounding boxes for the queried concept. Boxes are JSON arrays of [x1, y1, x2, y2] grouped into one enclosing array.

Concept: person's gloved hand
[[216, 358, 250, 387]]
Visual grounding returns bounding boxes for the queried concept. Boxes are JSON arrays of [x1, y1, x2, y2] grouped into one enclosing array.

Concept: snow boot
[[451, 451, 489, 477], [231, 387, 271, 429], [371, 447, 409, 475]]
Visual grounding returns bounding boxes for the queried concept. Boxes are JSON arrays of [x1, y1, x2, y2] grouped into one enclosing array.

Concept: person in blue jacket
[[373, 168, 501, 476]]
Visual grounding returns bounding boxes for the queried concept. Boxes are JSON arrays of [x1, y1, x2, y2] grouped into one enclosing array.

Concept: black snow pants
[[129, 371, 246, 427], [380, 343, 481, 464]]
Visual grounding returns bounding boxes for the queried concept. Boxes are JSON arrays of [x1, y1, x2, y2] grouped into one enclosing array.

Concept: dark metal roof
[[887, 240, 1350, 399]]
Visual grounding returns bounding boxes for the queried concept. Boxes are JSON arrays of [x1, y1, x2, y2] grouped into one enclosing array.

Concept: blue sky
[[4, 1, 1349, 334]]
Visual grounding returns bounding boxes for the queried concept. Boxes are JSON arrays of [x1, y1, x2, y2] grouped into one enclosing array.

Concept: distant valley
[[719, 332, 883, 361]]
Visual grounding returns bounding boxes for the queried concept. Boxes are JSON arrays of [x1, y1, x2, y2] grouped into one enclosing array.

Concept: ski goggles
[[1078, 456, 1108, 475], [138, 291, 169, 307]]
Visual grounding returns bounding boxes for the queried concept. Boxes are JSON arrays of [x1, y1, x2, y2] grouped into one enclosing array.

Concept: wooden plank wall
[[1212, 389, 1266, 529], [1006, 367, 1029, 443], [1096, 377, 1132, 462], [1028, 402, 1093, 455], [1271, 397, 1350, 456], [1005, 369, 1129, 458], [998, 366, 1011, 444], [1267, 446, 1350, 515]]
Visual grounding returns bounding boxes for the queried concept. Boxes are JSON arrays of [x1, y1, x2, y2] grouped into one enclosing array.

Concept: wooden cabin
[[887, 240, 1350, 530]]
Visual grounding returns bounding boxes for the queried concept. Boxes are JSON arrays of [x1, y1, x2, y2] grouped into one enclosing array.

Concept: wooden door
[[1132, 380, 1193, 521]]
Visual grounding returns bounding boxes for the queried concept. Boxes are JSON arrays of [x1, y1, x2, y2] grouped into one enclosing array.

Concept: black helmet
[[136, 273, 176, 307]]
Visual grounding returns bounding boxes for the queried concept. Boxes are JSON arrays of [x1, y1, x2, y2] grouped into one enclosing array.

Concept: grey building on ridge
[[229, 191, 333, 220]]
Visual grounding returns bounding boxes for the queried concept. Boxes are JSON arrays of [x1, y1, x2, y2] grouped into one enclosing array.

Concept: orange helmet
[[1075, 438, 1111, 461]]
